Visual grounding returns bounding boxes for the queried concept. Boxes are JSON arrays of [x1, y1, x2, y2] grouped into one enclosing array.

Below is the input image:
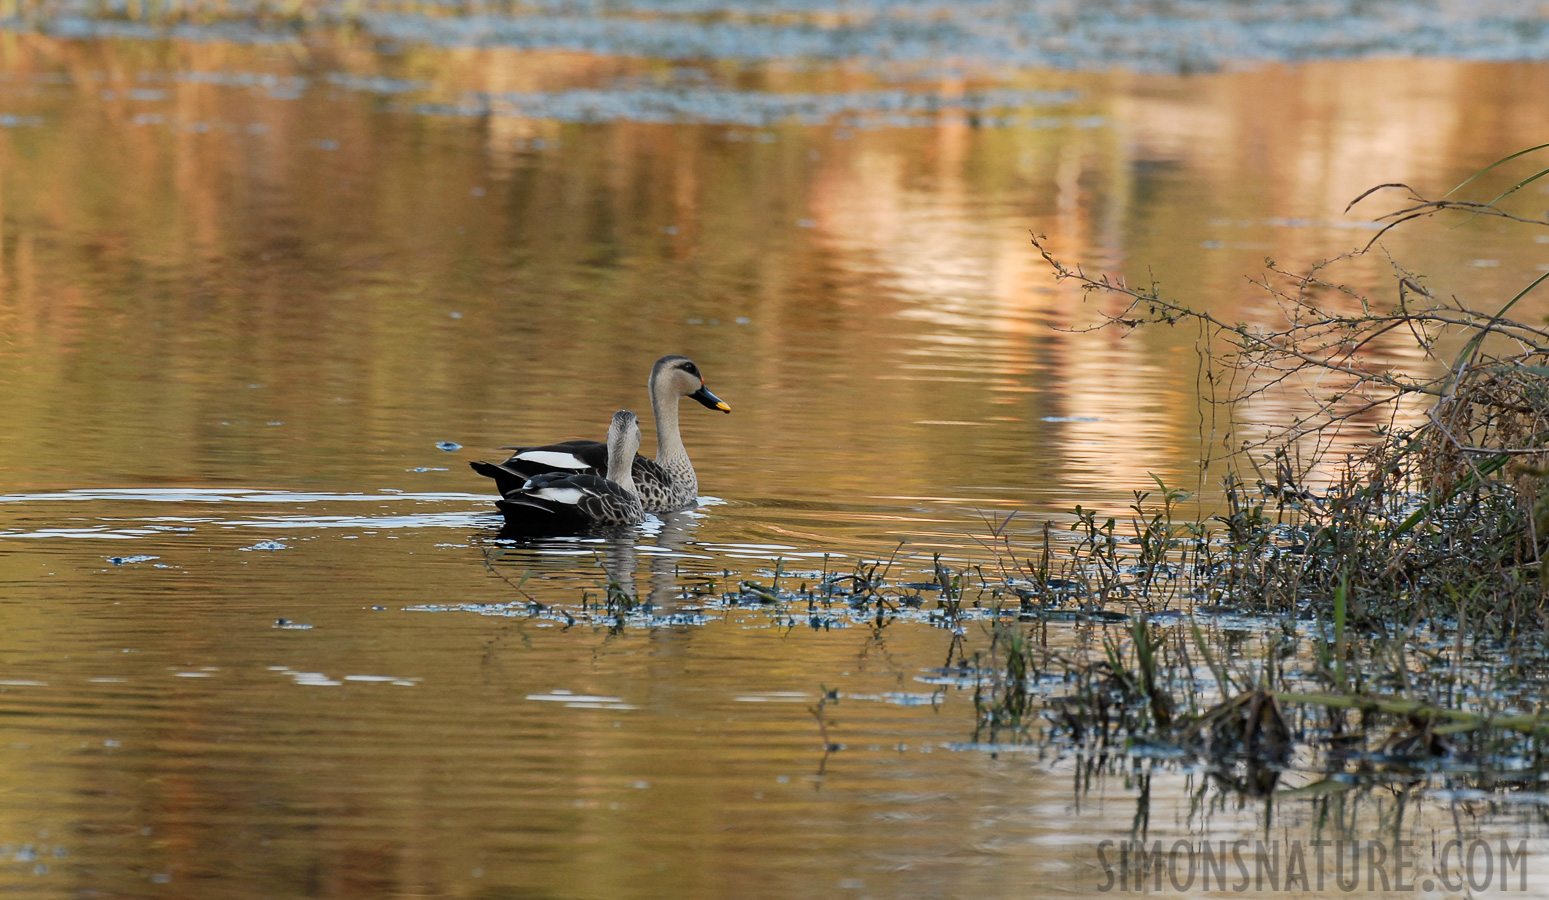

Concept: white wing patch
[[531, 486, 586, 506], [514, 450, 590, 469]]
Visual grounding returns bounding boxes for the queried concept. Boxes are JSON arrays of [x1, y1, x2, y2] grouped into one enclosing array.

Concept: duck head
[[651, 355, 731, 413], [605, 409, 642, 490]]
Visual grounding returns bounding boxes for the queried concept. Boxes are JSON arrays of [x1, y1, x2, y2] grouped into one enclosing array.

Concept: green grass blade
[[1447, 270, 1549, 390], [1334, 576, 1347, 692], [1480, 166, 1549, 209], [1445, 143, 1549, 198]]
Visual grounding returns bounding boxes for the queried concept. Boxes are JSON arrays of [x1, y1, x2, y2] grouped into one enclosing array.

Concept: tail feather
[[470, 460, 529, 495], [496, 495, 556, 515]]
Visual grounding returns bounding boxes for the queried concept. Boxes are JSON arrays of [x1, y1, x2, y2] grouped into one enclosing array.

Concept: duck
[[471, 354, 730, 512], [495, 410, 646, 533]]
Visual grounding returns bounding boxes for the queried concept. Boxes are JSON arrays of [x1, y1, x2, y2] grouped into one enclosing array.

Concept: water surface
[[2, 13, 1549, 898]]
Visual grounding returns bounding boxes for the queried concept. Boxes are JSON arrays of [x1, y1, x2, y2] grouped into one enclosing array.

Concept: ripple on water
[[0, 489, 497, 538]]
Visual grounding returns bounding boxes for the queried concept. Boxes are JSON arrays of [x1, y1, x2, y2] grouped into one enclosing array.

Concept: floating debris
[[105, 555, 159, 565], [240, 540, 289, 551], [435, 441, 462, 452]]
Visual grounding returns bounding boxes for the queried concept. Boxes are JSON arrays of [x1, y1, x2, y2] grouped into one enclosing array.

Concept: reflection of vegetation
[[961, 150, 1549, 799], [808, 685, 840, 776]]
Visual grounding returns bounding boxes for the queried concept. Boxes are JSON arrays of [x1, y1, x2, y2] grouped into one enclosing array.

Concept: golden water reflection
[[1, 32, 1548, 898], [2, 42, 1540, 511]]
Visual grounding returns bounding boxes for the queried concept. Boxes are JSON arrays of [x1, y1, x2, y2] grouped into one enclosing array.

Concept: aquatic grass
[[472, 496, 1549, 792], [961, 574, 1549, 793], [470, 508, 1549, 796], [970, 617, 1035, 744], [936, 148, 1549, 786], [982, 516, 1546, 781]]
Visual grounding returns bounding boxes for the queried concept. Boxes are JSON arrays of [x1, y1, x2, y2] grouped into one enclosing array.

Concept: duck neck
[[607, 440, 637, 495], [651, 383, 689, 470], [610, 454, 636, 495]]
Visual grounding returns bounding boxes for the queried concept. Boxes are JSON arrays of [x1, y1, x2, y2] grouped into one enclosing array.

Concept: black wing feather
[[474, 443, 668, 491]]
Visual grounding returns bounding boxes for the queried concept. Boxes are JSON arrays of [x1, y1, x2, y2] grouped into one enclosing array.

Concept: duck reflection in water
[[484, 507, 707, 613], [591, 509, 708, 610]]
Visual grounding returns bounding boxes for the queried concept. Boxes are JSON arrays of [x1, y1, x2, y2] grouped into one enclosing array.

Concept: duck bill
[[690, 385, 731, 413]]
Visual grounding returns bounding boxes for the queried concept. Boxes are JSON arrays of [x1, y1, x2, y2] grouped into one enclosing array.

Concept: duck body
[[473, 355, 729, 512], [495, 472, 645, 533], [494, 410, 646, 535], [470, 444, 669, 498]]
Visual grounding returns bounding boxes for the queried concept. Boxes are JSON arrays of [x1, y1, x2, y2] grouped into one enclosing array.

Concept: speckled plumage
[[641, 452, 698, 512]]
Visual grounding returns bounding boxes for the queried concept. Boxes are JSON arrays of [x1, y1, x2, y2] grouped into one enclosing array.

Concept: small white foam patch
[[533, 487, 585, 505], [514, 450, 589, 469], [527, 693, 623, 704]]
